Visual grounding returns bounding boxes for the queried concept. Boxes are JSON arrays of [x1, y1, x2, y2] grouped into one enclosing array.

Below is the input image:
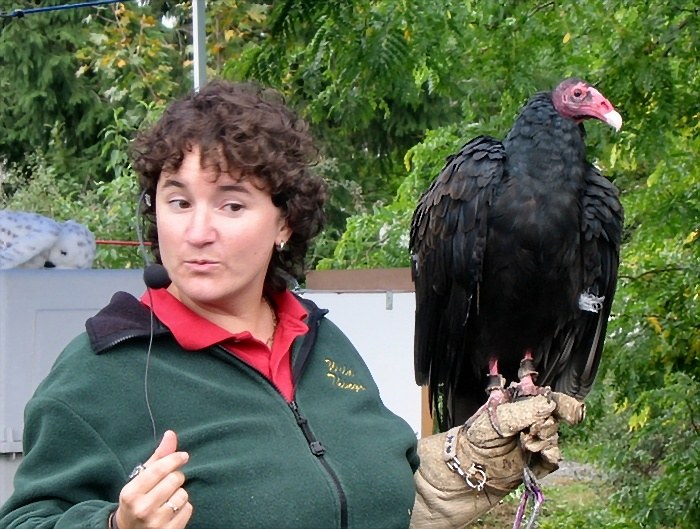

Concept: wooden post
[[421, 386, 434, 437]]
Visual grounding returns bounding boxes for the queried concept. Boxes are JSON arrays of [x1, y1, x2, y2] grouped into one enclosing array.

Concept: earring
[[275, 240, 286, 252]]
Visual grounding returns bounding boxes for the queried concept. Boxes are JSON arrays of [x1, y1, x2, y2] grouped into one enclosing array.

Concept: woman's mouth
[[184, 259, 219, 272]]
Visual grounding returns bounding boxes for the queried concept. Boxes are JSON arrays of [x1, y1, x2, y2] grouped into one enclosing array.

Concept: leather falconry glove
[[409, 392, 585, 529]]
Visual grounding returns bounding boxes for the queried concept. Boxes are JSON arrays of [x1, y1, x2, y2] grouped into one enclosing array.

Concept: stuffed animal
[[0, 210, 96, 269]]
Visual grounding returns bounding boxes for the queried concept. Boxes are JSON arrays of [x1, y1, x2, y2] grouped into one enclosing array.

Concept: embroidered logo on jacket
[[324, 358, 366, 393]]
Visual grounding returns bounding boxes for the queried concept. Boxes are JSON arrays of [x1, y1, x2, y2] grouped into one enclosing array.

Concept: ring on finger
[[128, 463, 146, 480], [164, 500, 180, 513]]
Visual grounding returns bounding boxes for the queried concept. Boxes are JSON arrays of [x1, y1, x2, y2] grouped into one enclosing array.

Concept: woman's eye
[[225, 202, 244, 212], [168, 199, 190, 209]]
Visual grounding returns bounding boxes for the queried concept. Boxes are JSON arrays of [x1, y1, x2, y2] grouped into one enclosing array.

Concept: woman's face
[[155, 146, 291, 313]]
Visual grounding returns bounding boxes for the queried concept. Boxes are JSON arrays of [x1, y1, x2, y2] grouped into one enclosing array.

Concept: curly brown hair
[[130, 79, 328, 292]]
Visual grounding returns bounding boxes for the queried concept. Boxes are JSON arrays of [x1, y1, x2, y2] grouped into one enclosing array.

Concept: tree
[[0, 0, 113, 186], [228, 0, 477, 238]]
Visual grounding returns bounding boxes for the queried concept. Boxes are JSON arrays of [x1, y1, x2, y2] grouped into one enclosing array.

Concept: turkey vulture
[[410, 78, 623, 431]]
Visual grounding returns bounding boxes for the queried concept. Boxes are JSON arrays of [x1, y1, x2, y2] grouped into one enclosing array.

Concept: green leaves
[[607, 373, 700, 528], [0, 0, 110, 182]]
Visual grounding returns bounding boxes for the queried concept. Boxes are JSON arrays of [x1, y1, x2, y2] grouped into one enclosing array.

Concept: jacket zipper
[[287, 306, 347, 527], [289, 399, 348, 529], [97, 331, 152, 352], [210, 345, 349, 529], [117, 302, 348, 526]]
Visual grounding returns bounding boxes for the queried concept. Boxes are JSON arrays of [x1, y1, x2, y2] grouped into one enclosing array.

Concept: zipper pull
[[289, 400, 326, 456]]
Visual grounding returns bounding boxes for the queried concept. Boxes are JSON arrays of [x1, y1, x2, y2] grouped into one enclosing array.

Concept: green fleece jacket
[[0, 292, 419, 529]]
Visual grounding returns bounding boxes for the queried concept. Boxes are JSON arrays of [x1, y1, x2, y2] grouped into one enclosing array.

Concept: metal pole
[[192, 0, 207, 91]]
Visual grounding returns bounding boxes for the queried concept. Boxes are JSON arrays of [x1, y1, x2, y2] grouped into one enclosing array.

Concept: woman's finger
[[146, 430, 180, 465]]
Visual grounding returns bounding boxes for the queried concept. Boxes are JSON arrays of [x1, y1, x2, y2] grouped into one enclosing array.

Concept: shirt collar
[[139, 288, 308, 351]]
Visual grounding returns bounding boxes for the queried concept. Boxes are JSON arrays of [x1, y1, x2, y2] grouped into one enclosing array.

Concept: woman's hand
[[114, 430, 192, 528]]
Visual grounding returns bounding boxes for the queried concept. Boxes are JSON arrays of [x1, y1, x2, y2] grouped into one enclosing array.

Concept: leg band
[[485, 373, 506, 393], [518, 359, 539, 381]]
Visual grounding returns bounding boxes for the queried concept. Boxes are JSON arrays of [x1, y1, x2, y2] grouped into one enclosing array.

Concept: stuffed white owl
[[0, 210, 96, 269]]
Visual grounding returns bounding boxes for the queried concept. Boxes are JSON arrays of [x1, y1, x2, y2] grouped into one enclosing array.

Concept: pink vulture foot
[[508, 356, 551, 400]]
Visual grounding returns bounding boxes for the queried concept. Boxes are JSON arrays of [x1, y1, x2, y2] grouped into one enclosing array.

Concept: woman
[[0, 80, 582, 529]]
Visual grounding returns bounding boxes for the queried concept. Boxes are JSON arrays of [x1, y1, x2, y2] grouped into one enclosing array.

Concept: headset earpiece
[[136, 191, 171, 289]]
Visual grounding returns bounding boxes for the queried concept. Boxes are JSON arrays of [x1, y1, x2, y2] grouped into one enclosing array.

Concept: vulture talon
[[509, 375, 552, 402]]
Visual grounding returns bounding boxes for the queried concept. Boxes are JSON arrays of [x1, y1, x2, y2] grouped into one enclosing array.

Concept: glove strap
[[443, 426, 487, 491]]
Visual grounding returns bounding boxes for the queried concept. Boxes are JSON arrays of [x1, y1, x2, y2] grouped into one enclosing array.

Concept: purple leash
[[512, 467, 544, 529]]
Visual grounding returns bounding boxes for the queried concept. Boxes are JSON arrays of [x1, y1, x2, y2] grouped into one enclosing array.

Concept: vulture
[[410, 78, 623, 431]]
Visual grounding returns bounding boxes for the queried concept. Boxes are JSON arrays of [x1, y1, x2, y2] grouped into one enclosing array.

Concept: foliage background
[[1, 1, 698, 526]]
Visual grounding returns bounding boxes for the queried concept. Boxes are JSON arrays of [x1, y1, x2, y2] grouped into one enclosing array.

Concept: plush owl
[[0, 210, 96, 269]]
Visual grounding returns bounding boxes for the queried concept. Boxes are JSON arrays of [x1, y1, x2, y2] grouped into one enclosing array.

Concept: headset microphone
[[135, 190, 168, 448], [143, 263, 172, 289]]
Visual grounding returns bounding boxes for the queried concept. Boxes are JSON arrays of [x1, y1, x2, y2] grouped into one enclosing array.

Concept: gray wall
[[0, 269, 419, 505]]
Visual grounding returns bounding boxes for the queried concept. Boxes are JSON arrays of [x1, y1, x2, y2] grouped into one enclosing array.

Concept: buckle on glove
[[443, 427, 487, 491]]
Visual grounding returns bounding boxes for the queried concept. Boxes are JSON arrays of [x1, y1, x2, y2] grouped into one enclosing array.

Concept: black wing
[[410, 136, 506, 425], [538, 165, 623, 398]]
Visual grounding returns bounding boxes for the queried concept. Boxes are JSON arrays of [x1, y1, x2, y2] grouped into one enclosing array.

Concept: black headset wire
[[136, 189, 159, 448]]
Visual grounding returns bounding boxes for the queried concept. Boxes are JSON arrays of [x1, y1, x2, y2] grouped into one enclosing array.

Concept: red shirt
[[140, 289, 309, 402]]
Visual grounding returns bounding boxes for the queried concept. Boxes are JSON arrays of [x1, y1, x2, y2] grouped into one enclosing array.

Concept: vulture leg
[[464, 359, 511, 435], [510, 350, 550, 399]]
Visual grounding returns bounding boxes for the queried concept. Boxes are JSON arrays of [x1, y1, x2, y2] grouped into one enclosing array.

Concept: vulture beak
[[587, 86, 623, 131], [603, 109, 623, 132]]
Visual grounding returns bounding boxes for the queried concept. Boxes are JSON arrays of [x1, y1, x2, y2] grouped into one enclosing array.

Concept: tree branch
[[528, 2, 555, 17], [619, 266, 691, 282], [686, 398, 700, 437]]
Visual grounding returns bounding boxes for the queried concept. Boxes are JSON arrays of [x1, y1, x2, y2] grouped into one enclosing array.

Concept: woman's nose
[[185, 208, 216, 245]]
